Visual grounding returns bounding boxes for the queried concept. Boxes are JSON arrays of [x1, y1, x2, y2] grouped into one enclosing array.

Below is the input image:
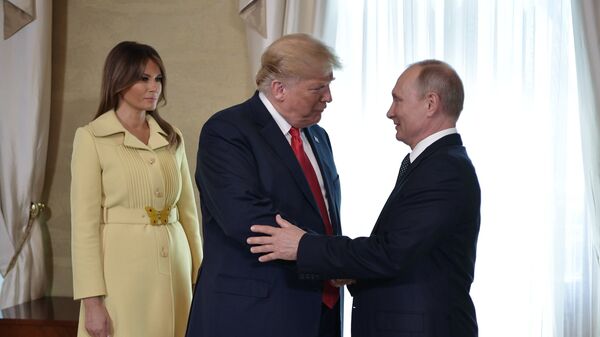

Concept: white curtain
[[238, 0, 336, 81], [571, 0, 600, 335], [319, 1, 591, 336], [0, 0, 51, 309]]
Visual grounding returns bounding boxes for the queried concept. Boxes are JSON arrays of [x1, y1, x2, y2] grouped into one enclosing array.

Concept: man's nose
[[386, 104, 394, 119], [321, 86, 332, 103]]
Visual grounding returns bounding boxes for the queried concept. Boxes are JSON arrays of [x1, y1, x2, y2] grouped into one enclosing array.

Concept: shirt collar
[[410, 128, 457, 162], [259, 91, 294, 135]]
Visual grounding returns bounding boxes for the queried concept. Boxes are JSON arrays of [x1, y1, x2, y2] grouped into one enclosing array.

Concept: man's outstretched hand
[[247, 214, 306, 262]]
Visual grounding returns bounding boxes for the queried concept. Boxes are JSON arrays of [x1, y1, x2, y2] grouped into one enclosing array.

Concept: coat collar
[[89, 110, 170, 150]]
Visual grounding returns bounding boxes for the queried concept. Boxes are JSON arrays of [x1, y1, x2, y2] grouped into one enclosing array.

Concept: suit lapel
[[371, 133, 463, 234], [249, 94, 322, 217], [305, 127, 341, 234]]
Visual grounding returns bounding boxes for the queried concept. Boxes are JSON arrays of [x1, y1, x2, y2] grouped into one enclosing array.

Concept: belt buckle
[[145, 206, 171, 225]]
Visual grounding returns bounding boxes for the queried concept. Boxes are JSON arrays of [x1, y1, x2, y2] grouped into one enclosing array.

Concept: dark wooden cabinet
[[0, 297, 78, 337]]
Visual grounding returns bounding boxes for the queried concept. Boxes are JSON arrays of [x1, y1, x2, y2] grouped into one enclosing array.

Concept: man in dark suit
[[248, 60, 481, 337], [186, 34, 343, 337]]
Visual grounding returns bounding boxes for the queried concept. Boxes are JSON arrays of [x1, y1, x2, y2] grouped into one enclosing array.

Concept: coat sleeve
[[297, 153, 478, 279], [71, 127, 106, 299], [195, 118, 279, 245], [175, 135, 203, 283]]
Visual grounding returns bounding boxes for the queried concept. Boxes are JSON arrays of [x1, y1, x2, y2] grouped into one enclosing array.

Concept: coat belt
[[102, 206, 178, 225]]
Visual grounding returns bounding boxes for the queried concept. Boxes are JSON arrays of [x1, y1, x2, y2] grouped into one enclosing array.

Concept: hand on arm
[[249, 217, 356, 286], [82, 296, 111, 337], [247, 215, 306, 261]]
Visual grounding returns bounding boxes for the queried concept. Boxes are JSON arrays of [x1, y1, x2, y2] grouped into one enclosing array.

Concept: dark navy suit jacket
[[297, 134, 480, 337], [186, 92, 342, 337]]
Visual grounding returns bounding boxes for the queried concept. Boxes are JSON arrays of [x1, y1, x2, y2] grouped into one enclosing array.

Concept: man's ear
[[271, 80, 286, 101], [425, 91, 440, 116]]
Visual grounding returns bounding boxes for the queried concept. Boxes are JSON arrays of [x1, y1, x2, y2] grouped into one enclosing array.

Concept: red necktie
[[289, 127, 339, 309]]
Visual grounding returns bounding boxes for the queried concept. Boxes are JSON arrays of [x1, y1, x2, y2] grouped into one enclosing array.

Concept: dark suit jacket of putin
[[298, 133, 480, 337], [186, 91, 342, 337]]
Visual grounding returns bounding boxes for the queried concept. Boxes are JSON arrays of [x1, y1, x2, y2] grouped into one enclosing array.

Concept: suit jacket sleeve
[[196, 118, 279, 245], [71, 127, 106, 299], [297, 151, 478, 279], [175, 134, 203, 283]]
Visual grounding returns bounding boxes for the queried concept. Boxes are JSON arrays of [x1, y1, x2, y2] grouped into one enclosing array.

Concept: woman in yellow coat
[[70, 41, 202, 337]]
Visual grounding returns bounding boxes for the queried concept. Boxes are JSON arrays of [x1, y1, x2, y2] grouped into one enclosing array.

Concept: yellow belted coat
[[70, 111, 202, 337]]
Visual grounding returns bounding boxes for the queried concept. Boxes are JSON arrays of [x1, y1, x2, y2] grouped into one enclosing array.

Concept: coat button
[[149, 158, 155, 164], [161, 247, 168, 257], [155, 190, 163, 197]]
